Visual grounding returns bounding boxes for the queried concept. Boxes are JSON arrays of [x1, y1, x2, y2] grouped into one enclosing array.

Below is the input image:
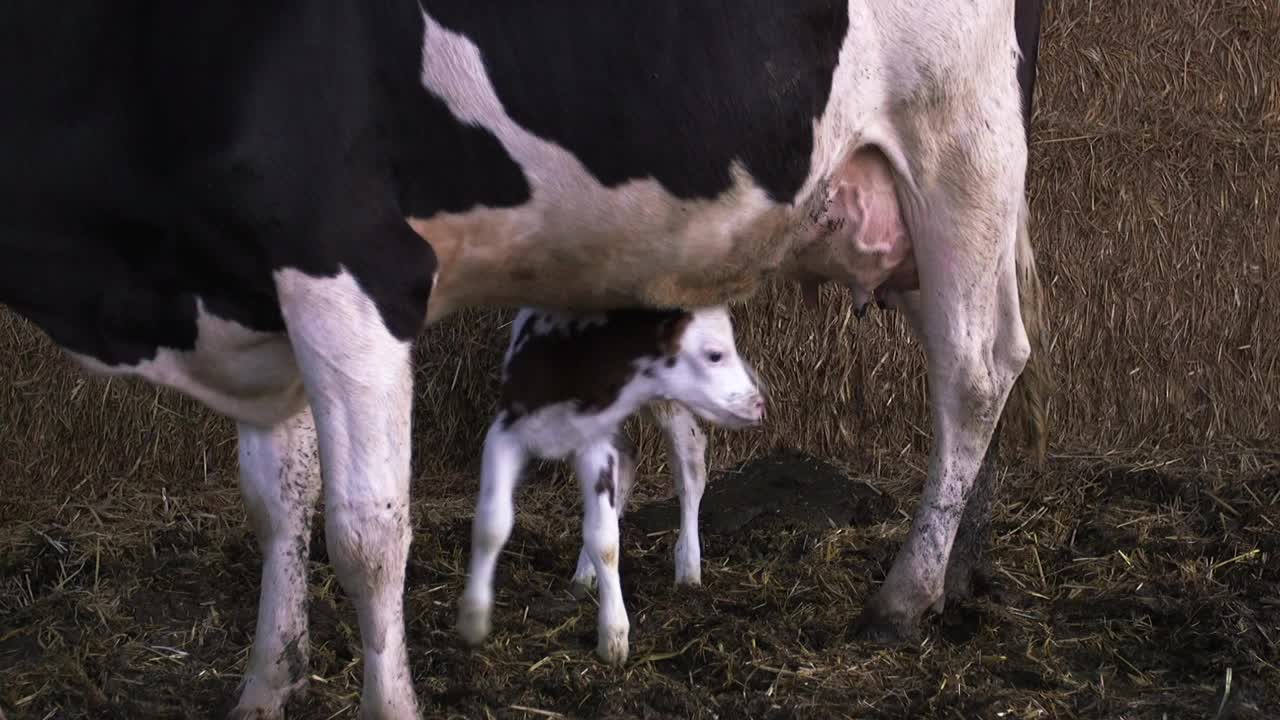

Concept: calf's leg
[[457, 423, 528, 645], [575, 439, 632, 665], [571, 406, 707, 592], [648, 402, 709, 586], [229, 408, 321, 720], [571, 433, 635, 594]]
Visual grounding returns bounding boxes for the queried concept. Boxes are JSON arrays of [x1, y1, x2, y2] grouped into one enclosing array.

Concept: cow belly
[[71, 301, 305, 428], [411, 185, 794, 323]]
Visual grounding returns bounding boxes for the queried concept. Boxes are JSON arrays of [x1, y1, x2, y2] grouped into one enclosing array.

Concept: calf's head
[[651, 306, 764, 429]]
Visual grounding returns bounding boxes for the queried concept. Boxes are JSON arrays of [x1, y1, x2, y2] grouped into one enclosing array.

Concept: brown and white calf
[[456, 306, 764, 664]]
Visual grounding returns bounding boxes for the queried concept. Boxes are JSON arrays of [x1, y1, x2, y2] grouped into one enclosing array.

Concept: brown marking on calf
[[500, 308, 693, 426], [599, 546, 619, 570]]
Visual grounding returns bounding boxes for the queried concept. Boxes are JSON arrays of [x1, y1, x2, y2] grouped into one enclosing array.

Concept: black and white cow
[[457, 306, 764, 665], [0, 1, 1046, 718]]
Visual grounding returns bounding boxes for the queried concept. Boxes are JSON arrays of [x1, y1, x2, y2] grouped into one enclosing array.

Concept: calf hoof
[[673, 567, 702, 588], [455, 602, 492, 647], [673, 537, 701, 587], [596, 624, 630, 666], [570, 573, 598, 599], [852, 598, 923, 645]]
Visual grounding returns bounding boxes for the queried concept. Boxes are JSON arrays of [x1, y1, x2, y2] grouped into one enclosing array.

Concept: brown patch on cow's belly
[[409, 202, 796, 324]]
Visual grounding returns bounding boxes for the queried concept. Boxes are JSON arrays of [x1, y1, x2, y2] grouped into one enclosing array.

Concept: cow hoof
[[596, 624, 630, 666], [227, 678, 306, 720], [456, 602, 492, 647], [852, 599, 922, 645]]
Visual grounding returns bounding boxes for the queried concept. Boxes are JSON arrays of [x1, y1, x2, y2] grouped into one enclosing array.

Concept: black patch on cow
[[421, 0, 849, 203], [500, 309, 692, 426], [0, 2, 476, 367]]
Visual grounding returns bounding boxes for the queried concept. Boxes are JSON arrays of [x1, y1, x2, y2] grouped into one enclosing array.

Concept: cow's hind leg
[[942, 424, 999, 605], [855, 114, 1032, 642], [229, 409, 321, 720], [277, 268, 421, 719]]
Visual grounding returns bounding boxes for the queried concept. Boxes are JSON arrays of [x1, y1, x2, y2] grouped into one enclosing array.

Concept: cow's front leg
[[855, 119, 1036, 643], [278, 268, 421, 720], [229, 408, 320, 720], [575, 439, 631, 665]]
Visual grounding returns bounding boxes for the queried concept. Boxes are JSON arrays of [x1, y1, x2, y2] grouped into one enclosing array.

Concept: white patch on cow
[[68, 300, 304, 428], [274, 268, 419, 719], [230, 409, 321, 719], [458, 306, 763, 663]]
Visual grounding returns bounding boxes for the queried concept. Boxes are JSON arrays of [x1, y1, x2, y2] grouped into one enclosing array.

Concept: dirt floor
[[3, 445, 1277, 720]]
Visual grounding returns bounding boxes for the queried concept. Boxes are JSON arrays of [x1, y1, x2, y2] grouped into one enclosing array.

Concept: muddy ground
[[2, 449, 1278, 719]]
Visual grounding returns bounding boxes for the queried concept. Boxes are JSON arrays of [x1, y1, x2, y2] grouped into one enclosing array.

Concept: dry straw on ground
[[1, 1, 1278, 718]]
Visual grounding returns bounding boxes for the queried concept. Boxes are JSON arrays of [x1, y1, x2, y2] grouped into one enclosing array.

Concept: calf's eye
[[707, 351, 724, 363]]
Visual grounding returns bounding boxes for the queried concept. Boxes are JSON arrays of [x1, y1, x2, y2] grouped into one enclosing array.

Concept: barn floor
[[2, 448, 1277, 719]]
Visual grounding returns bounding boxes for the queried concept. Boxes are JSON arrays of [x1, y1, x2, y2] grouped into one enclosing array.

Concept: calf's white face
[[654, 307, 764, 429]]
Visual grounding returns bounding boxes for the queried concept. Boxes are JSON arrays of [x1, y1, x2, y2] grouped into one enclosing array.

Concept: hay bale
[[0, 0, 1276, 501]]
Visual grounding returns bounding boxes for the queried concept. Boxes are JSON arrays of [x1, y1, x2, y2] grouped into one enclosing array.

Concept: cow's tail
[[1004, 194, 1050, 466]]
